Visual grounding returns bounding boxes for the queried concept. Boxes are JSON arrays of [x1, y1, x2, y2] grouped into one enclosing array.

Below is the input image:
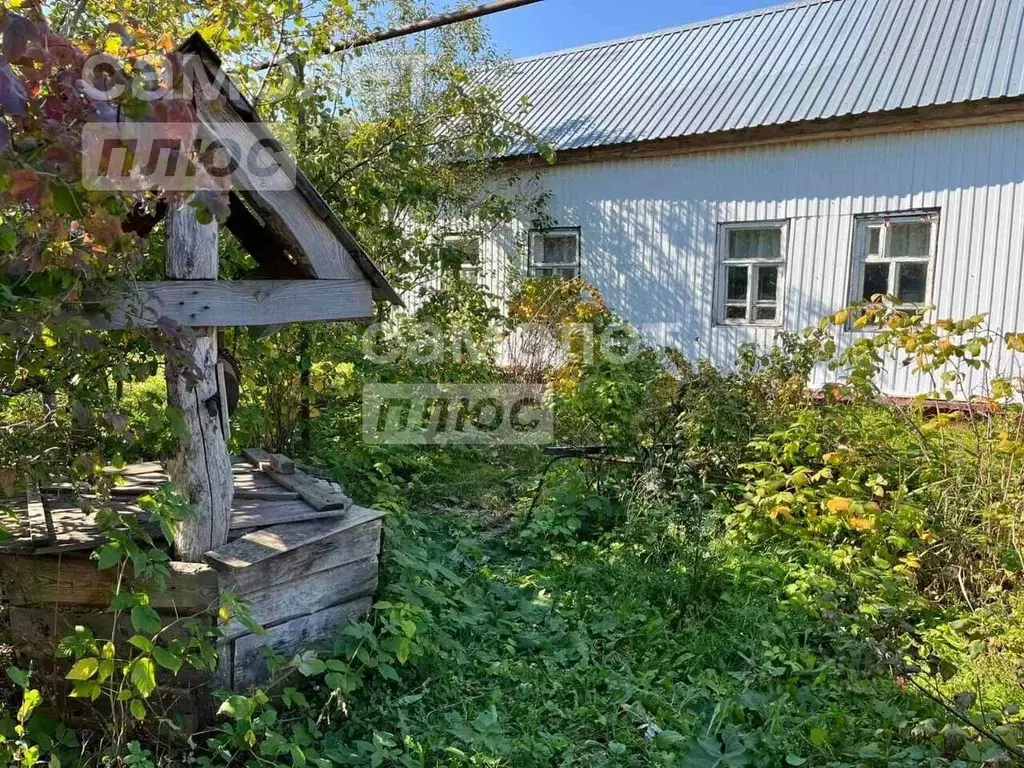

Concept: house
[[458, 0, 1024, 396]]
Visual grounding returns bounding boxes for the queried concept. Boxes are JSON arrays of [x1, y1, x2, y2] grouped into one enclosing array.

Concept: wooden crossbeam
[[94, 279, 373, 329]]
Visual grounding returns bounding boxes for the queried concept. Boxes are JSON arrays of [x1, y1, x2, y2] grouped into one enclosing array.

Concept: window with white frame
[[442, 234, 481, 286], [852, 212, 938, 307], [717, 221, 787, 324], [529, 228, 580, 278]]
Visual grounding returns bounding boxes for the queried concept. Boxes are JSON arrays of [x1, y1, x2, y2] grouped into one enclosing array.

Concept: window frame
[[528, 226, 581, 279], [441, 233, 482, 287], [716, 220, 789, 327], [850, 210, 939, 311]]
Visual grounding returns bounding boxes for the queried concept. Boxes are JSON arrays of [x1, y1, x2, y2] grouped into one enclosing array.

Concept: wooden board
[[0, 554, 219, 611], [100, 279, 373, 329], [26, 480, 55, 545], [241, 451, 350, 512], [8, 606, 210, 685], [241, 449, 295, 475], [207, 507, 384, 595], [0, 498, 165, 555], [232, 597, 371, 690], [220, 557, 378, 640], [229, 498, 348, 530]]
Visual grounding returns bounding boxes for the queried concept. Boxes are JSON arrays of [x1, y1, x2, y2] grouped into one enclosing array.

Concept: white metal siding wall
[[484, 122, 1024, 397]]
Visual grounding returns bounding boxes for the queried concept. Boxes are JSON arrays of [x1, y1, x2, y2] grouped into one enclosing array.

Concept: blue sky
[[485, 0, 772, 58]]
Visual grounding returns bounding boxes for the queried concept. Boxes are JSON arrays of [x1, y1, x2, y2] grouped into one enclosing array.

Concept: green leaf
[[786, 756, 807, 766], [130, 657, 156, 698], [809, 727, 827, 747], [95, 543, 122, 570], [297, 657, 327, 677], [6, 666, 30, 688], [217, 694, 253, 721], [129, 698, 146, 721], [152, 646, 182, 674], [66, 657, 99, 681], [0, 224, 16, 254], [17, 688, 41, 723], [127, 635, 154, 654], [131, 605, 161, 634]]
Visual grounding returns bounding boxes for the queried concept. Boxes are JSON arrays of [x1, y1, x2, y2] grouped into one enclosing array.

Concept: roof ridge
[[509, 0, 847, 64]]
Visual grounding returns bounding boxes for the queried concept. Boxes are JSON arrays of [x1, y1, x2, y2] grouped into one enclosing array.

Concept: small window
[[717, 221, 787, 325], [529, 228, 580, 278], [442, 235, 481, 287], [852, 212, 938, 308]]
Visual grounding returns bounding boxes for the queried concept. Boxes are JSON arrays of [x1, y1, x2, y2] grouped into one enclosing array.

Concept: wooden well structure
[[0, 34, 400, 717]]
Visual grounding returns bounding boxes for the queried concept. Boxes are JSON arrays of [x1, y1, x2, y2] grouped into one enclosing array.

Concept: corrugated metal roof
[[493, 0, 1024, 156]]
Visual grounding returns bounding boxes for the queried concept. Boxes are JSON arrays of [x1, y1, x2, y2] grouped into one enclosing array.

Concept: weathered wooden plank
[[242, 450, 351, 512], [8, 606, 209, 684], [104, 462, 166, 477], [207, 507, 384, 595], [195, 97, 363, 282], [100, 279, 373, 329], [267, 471, 351, 512], [216, 360, 231, 442], [232, 597, 372, 690], [232, 489, 300, 501], [269, 454, 294, 475], [228, 498, 347, 530], [242, 448, 295, 474], [26, 479, 55, 546], [220, 557, 378, 640], [0, 555, 219, 611], [165, 205, 233, 562]]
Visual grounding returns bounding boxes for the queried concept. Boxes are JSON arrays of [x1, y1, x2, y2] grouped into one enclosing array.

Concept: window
[[442, 235, 481, 286], [852, 212, 938, 308], [529, 228, 580, 278], [717, 221, 787, 325]]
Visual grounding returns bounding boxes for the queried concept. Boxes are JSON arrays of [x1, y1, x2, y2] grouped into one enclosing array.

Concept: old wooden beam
[[25, 479, 55, 546], [165, 205, 234, 562], [97, 279, 373, 328], [207, 506, 384, 594], [0, 555, 219, 611]]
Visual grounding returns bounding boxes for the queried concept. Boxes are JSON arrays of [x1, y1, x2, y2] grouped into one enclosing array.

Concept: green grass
[[315, 460, 964, 768]]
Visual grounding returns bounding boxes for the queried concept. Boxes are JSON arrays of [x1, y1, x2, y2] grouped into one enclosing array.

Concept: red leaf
[[1, 12, 39, 65], [8, 168, 44, 205], [42, 32, 83, 68], [0, 60, 28, 116]]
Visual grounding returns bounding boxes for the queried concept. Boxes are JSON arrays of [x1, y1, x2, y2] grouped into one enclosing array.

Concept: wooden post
[[165, 205, 233, 561]]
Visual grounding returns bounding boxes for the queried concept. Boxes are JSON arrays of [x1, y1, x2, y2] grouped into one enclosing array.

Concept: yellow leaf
[[939, 339, 955, 355], [833, 310, 849, 325], [846, 516, 875, 532], [104, 35, 122, 55], [853, 315, 870, 329], [769, 505, 794, 522], [826, 497, 852, 513]]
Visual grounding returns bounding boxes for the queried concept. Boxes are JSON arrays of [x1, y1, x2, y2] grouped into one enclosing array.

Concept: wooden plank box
[[0, 500, 385, 726]]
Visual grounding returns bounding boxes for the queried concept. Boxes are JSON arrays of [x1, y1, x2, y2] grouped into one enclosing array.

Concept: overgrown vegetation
[[3, 1, 1024, 766]]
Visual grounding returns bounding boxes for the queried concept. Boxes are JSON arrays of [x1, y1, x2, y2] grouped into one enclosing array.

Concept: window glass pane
[[755, 306, 777, 321], [862, 262, 890, 301], [725, 304, 747, 320], [728, 228, 781, 260], [897, 262, 928, 303], [889, 221, 931, 258], [867, 227, 881, 256], [756, 266, 778, 302], [539, 234, 578, 265], [726, 265, 748, 301], [556, 267, 578, 279]]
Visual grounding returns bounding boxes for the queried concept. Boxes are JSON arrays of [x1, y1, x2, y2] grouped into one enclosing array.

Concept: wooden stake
[[165, 205, 233, 561]]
